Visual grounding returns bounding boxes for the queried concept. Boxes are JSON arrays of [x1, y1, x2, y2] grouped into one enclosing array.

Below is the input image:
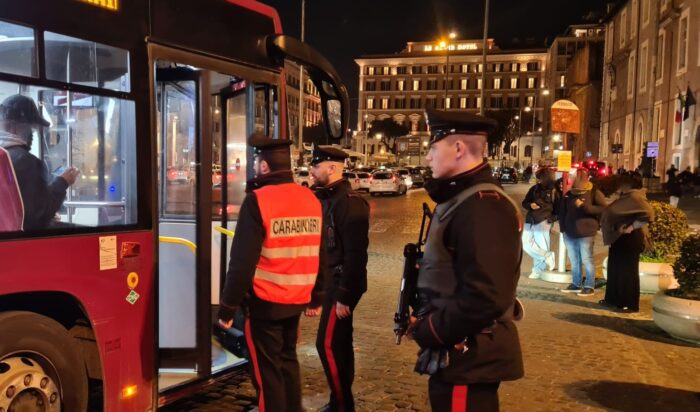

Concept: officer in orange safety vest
[[218, 133, 326, 412]]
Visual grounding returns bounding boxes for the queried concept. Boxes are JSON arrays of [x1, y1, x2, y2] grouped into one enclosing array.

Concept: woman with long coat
[[600, 176, 654, 313]]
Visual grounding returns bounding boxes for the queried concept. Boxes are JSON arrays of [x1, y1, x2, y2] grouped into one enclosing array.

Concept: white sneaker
[[545, 252, 556, 271], [529, 271, 541, 279]]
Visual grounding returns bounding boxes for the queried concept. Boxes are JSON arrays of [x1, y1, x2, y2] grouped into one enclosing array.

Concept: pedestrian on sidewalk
[[521, 167, 558, 279], [217, 135, 326, 412], [309, 146, 369, 412], [559, 170, 607, 297], [667, 176, 683, 207], [600, 175, 654, 313], [407, 109, 523, 412]]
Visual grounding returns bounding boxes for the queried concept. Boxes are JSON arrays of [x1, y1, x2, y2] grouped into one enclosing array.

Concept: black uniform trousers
[[429, 375, 501, 412], [316, 296, 356, 412], [245, 315, 302, 412]]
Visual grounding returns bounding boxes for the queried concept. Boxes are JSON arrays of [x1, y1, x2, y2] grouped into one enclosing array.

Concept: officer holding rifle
[[404, 109, 524, 411]]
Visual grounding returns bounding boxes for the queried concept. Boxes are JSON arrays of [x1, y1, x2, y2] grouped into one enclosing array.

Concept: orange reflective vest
[[253, 183, 322, 305]]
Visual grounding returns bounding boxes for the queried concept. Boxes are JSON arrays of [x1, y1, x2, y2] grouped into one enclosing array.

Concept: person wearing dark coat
[[558, 171, 607, 296], [0, 94, 79, 231], [521, 168, 559, 278], [600, 176, 653, 313], [217, 135, 327, 412], [408, 109, 523, 412], [309, 146, 369, 412]]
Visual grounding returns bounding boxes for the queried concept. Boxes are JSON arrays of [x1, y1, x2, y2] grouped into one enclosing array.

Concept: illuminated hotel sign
[[79, 0, 119, 11], [424, 43, 479, 52]]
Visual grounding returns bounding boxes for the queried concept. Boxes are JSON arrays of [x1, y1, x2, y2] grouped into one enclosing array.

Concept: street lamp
[[514, 106, 532, 166], [441, 31, 457, 106]]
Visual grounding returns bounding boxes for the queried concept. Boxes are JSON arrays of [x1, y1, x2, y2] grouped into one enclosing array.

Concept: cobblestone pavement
[[162, 184, 700, 411]]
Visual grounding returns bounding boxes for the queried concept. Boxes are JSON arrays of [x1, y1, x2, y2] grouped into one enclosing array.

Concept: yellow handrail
[[158, 236, 197, 254], [214, 226, 235, 237]]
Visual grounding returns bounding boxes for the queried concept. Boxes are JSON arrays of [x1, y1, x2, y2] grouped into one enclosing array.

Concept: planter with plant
[[652, 234, 700, 344], [603, 201, 688, 292]]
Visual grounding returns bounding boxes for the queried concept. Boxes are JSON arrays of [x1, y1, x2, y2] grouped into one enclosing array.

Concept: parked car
[[356, 172, 371, 191], [408, 167, 425, 187], [369, 171, 407, 196], [498, 167, 518, 184], [294, 170, 311, 187], [393, 168, 414, 189], [342, 171, 361, 191], [167, 166, 191, 185]]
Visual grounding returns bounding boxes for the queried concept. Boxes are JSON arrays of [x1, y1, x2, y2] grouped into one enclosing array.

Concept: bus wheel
[[0, 311, 88, 412]]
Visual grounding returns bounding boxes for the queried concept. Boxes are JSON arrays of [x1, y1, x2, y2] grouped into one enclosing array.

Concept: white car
[[294, 170, 311, 187], [394, 168, 413, 189], [355, 172, 371, 191], [342, 172, 361, 191], [369, 171, 407, 196]]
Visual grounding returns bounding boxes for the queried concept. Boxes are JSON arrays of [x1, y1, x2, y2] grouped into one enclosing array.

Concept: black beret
[[310, 145, 348, 165], [248, 133, 292, 154], [425, 108, 497, 144]]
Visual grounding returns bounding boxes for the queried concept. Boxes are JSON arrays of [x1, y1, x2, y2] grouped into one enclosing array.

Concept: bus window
[[0, 20, 36, 78], [0, 81, 138, 232], [44, 31, 130, 93]]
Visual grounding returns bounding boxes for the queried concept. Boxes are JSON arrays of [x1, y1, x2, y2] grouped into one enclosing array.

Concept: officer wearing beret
[[407, 109, 524, 411], [218, 134, 327, 412], [309, 146, 369, 412]]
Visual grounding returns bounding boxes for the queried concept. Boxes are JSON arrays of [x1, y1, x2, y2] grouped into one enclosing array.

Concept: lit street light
[[441, 31, 458, 104]]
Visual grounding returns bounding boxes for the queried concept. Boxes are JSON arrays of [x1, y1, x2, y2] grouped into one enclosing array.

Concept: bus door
[[153, 50, 281, 393], [210, 80, 278, 372], [155, 65, 213, 391]]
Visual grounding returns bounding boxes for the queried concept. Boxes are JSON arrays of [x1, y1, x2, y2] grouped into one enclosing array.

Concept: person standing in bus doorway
[[217, 134, 326, 412], [407, 109, 523, 411], [309, 146, 369, 412], [0, 94, 79, 230]]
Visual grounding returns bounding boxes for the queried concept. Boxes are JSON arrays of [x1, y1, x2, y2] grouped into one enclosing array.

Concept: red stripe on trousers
[[324, 304, 345, 411], [452, 385, 468, 412], [245, 319, 265, 412]]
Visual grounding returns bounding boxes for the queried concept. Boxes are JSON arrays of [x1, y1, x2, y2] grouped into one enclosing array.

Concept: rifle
[[394, 202, 432, 345]]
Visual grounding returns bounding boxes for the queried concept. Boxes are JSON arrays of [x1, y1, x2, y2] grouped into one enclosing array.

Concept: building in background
[[355, 38, 548, 166], [285, 60, 321, 147], [600, 0, 699, 177], [544, 24, 605, 159]]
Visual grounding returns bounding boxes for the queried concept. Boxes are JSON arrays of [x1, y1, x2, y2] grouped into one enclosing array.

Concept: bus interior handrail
[[158, 236, 197, 254], [214, 226, 235, 237], [64, 200, 126, 208]]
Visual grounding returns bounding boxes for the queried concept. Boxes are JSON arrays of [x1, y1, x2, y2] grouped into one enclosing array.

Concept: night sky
[[258, 0, 613, 123]]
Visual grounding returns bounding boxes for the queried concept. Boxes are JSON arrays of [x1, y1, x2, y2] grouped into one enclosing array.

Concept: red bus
[[0, 0, 349, 410]]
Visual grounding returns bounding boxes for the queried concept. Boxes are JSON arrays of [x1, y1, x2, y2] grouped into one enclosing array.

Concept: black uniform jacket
[[414, 163, 524, 383], [314, 179, 369, 308], [218, 170, 327, 322]]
